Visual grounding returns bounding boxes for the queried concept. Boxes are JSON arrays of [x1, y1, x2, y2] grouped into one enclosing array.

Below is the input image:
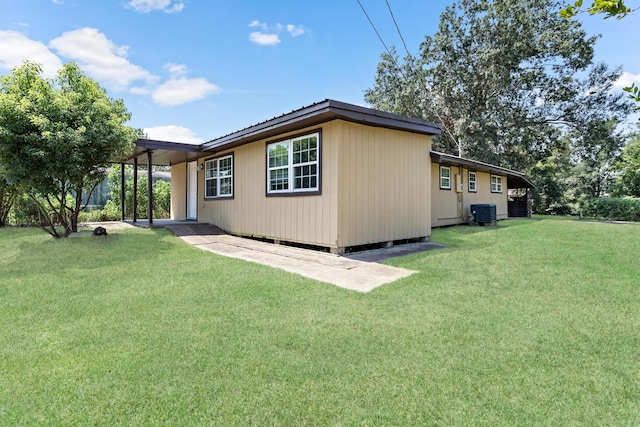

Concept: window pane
[[293, 163, 317, 189], [206, 179, 217, 197], [270, 168, 288, 191], [269, 143, 289, 168], [205, 160, 217, 178], [220, 177, 232, 195], [219, 157, 232, 177]]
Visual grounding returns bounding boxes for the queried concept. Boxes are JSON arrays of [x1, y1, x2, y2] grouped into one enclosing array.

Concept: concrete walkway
[[164, 224, 426, 292], [83, 221, 445, 292]]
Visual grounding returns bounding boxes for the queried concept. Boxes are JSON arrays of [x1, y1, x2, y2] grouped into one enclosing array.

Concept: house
[[123, 99, 533, 254]]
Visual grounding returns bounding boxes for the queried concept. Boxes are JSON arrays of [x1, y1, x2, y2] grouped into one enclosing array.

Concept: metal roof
[[122, 99, 442, 165], [430, 151, 535, 189]]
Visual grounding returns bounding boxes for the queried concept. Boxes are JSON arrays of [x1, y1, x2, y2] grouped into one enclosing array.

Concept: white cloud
[[52, 0, 63, 4], [0, 29, 219, 107], [249, 31, 281, 46], [49, 27, 157, 91], [0, 30, 63, 77], [615, 71, 640, 88], [127, 0, 185, 13], [165, 62, 188, 77], [248, 20, 268, 30], [144, 125, 203, 144], [286, 24, 305, 37], [248, 21, 306, 46], [152, 76, 220, 106]]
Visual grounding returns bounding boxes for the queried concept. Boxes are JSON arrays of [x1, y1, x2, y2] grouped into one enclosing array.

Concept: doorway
[[186, 161, 197, 220]]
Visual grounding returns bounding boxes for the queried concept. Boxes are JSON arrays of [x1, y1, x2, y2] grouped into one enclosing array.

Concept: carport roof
[[430, 151, 535, 188], [122, 99, 442, 166]]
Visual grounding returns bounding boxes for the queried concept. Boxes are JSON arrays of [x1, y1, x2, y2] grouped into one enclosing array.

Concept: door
[[186, 161, 197, 220]]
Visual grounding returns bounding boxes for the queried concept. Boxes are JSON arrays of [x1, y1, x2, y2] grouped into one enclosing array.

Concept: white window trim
[[468, 171, 477, 192], [491, 175, 503, 193], [204, 154, 233, 199], [440, 166, 451, 190], [267, 132, 320, 195]]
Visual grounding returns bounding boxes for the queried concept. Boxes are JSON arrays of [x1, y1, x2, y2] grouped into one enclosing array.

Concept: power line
[[356, 0, 392, 57], [385, 0, 410, 56], [355, 0, 459, 152]]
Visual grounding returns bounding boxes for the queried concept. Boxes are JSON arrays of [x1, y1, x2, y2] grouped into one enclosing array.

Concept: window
[[440, 166, 451, 189], [267, 132, 320, 194], [468, 171, 477, 192], [205, 154, 233, 198], [491, 175, 503, 193]]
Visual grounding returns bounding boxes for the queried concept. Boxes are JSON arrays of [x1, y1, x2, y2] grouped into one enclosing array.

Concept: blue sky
[[0, 0, 637, 143]]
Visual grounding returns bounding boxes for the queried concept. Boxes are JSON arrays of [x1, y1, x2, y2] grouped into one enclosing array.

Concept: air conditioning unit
[[470, 203, 496, 225]]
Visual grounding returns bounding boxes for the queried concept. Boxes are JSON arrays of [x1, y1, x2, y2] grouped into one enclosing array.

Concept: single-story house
[[122, 99, 533, 254]]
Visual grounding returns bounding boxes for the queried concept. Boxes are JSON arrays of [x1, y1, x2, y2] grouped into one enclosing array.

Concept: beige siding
[[431, 164, 461, 227], [196, 122, 339, 248], [170, 162, 186, 220], [430, 163, 508, 227], [177, 119, 432, 250], [336, 121, 432, 248]]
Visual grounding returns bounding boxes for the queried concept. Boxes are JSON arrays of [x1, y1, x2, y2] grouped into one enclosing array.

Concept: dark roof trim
[[135, 139, 202, 153], [430, 151, 535, 188], [121, 139, 202, 166], [202, 99, 442, 153]]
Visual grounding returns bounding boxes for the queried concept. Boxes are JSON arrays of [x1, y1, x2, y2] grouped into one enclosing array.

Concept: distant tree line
[[364, 0, 639, 217]]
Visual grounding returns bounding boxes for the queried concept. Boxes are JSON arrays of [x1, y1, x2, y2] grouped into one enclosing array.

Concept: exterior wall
[[196, 122, 340, 248], [431, 163, 507, 227], [335, 121, 432, 248], [188, 119, 432, 250], [170, 162, 186, 220]]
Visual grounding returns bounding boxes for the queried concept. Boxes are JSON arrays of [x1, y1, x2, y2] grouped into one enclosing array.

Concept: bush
[[77, 201, 122, 223], [579, 197, 640, 222]]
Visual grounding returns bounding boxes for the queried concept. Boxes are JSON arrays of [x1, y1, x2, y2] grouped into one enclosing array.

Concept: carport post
[[147, 150, 153, 226], [120, 162, 125, 220], [133, 157, 138, 223]]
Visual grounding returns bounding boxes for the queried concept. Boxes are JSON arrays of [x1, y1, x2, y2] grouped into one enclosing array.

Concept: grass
[[1, 218, 639, 426]]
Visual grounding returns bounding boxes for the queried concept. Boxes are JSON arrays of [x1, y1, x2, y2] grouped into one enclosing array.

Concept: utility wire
[[356, 0, 392, 57], [355, 0, 459, 152], [385, 0, 410, 56]]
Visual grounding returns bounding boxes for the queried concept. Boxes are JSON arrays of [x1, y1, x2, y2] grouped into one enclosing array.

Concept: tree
[[560, 0, 640, 109], [563, 63, 632, 198], [0, 171, 18, 227], [103, 165, 172, 220], [0, 61, 139, 237], [611, 133, 640, 196], [560, 0, 634, 19], [365, 0, 601, 172]]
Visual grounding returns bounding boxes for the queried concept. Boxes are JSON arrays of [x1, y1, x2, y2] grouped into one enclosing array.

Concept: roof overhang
[[121, 99, 442, 166], [201, 99, 442, 154], [430, 151, 535, 189], [122, 139, 202, 166]]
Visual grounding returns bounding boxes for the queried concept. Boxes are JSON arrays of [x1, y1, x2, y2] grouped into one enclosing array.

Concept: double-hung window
[[205, 154, 233, 198], [468, 171, 477, 192], [440, 166, 451, 189], [267, 132, 320, 194], [491, 175, 503, 193]]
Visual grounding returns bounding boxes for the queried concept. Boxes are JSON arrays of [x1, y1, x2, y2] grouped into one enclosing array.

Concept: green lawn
[[1, 219, 638, 426]]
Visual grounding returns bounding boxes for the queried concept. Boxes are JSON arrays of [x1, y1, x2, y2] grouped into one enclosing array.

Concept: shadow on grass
[[7, 227, 177, 274]]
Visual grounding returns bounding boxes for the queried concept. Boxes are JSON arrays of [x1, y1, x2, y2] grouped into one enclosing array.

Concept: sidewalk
[[165, 224, 428, 292]]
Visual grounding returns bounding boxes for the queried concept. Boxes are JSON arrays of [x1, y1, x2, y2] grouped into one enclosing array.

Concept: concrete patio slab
[[164, 224, 424, 292], [81, 221, 445, 292]]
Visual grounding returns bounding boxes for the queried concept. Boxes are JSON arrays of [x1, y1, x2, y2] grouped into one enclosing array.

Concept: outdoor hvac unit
[[470, 203, 497, 224]]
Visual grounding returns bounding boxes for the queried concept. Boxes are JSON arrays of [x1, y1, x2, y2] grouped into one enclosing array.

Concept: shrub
[[579, 197, 640, 222]]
